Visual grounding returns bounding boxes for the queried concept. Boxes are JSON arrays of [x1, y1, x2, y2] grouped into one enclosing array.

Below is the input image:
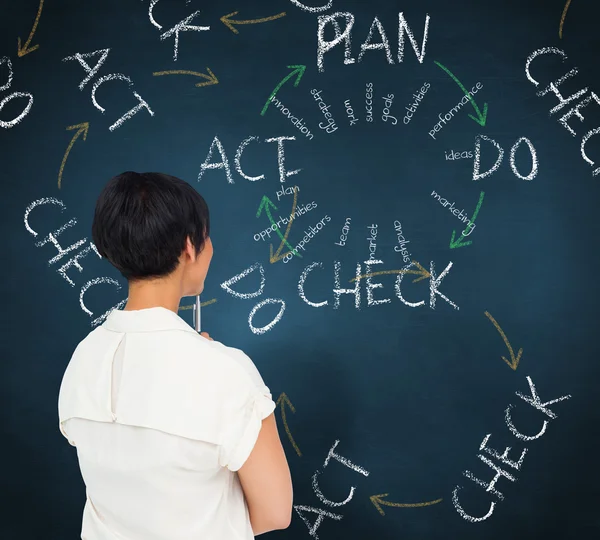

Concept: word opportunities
[[298, 260, 459, 310], [365, 83, 374, 122], [0, 56, 34, 128], [403, 82, 430, 124], [344, 99, 359, 125], [473, 135, 539, 181], [431, 190, 476, 237], [526, 46, 600, 176], [367, 224, 378, 260], [198, 134, 302, 184], [382, 93, 397, 124], [311, 89, 338, 133], [276, 185, 300, 201], [295, 440, 370, 539], [24, 197, 126, 326], [316, 12, 430, 72], [63, 48, 154, 131], [254, 201, 317, 241], [446, 149, 473, 160], [146, 0, 209, 61], [453, 376, 571, 522], [283, 215, 331, 263], [335, 217, 352, 246], [271, 96, 314, 139], [429, 82, 483, 139], [393, 221, 412, 263]]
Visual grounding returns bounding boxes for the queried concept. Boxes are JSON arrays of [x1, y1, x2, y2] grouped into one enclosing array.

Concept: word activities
[[335, 217, 352, 247], [366, 224, 378, 260], [0, 56, 34, 129], [452, 376, 571, 523], [297, 259, 460, 310], [283, 216, 332, 263], [198, 134, 302, 184], [254, 200, 317, 242], [472, 134, 539, 181], [311, 89, 338, 133], [403, 82, 430, 125], [344, 99, 359, 125], [365, 82, 374, 122], [431, 190, 476, 237], [294, 440, 370, 539], [24, 197, 126, 326], [429, 82, 483, 139], [146, 0, 209, 61], [526, 46, 600, 176], [382, 93, 397, 124], [393, 220, 412, 263], [445, 149, 473, 160], [271, 96, 315, 139], [316, 12, 431, 72], [63, 48, 154, 131]]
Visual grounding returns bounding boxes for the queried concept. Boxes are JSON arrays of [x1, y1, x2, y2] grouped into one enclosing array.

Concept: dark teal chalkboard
[[2, 0, 600, 538]]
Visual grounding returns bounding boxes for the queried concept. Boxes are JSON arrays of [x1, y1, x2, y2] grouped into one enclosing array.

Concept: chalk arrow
[[351, 261, 431, 284], [17, 0, 44, 57], [58, 122, 89, 189], [434, 60, 488, 127], [221, 11, 287, 34], [257, 195, 302, 259], [449, 191, 485, 249], [484, 311, 523, 370], [152, 68, 218, 87], [276, 393, 302, 457], [370, 494, 443, 516], [261, 65, 306, 116], [270, 188, 300, 263]]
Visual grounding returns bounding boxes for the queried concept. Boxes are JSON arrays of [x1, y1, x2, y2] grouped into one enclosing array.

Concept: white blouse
[[58, 306, 276, 540]]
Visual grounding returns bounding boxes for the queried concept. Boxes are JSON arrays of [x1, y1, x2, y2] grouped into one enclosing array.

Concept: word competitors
[[453, 376, 571, 523]]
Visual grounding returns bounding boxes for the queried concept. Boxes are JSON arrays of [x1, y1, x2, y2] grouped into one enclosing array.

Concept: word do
[[473, 134, 539, 181]]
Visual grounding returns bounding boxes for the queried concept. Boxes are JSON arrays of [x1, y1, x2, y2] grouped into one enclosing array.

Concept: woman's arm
[[237, 413, 293, 535]]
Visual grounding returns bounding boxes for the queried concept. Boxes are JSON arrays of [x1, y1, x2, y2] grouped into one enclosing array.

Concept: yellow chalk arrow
[[559, 0, 573, 39], [484, 311, 523, 370], [18, 0, 44, 57], [276, 392, 302, 457], [58, 122, 89, 190], [152, 68, 219, 88], [269, 188, 299, 263], [221, 11, 287, 35], [350, 261, 431, 284], [179, 298, 217, 310], [370, 494, 443, 516]]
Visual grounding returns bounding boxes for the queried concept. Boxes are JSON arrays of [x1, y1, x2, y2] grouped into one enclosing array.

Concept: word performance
[[453, 376, 571, 522], [403, 82, 430, 124], [311, 89, 338, 133], [526, 46, 600, 176], [335, 217, 352, 247], [317, 12, 430, 72], [429, 82, 483, 139]]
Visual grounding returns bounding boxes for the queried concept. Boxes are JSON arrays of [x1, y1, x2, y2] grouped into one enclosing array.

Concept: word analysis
[[453, 376, 571, 522], [429, 82, 483, 139], [394, 220, 412, 263], [431, 190, 476, 237], [316, 12, 430, 72], [526, 46, 600, 176]]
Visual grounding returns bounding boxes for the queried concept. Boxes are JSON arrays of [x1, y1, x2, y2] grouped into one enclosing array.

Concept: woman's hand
[[200, 331, 213, 341]]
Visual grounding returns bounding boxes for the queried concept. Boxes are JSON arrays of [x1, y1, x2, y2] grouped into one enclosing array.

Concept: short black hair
[[92, 171, 210, 281]]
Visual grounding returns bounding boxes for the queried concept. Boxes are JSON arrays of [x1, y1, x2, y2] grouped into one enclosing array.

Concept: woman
[[58, 171, 293, 539]]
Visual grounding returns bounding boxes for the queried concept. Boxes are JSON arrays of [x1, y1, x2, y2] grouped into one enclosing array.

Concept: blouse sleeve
[[216, 348, 276, 472]]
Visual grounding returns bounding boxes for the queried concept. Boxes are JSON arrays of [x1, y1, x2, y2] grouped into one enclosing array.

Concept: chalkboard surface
[[2, 0, 600, 538]]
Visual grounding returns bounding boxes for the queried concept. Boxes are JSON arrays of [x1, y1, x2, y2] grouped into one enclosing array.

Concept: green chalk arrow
[[450, 191, 485, 249], [260, 65, 306, 116], [434, 60, 488, 126], [256, 195, 301, 257]]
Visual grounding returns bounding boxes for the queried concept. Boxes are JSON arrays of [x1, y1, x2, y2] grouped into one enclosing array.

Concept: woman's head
[[92, 171, 212, 296]]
